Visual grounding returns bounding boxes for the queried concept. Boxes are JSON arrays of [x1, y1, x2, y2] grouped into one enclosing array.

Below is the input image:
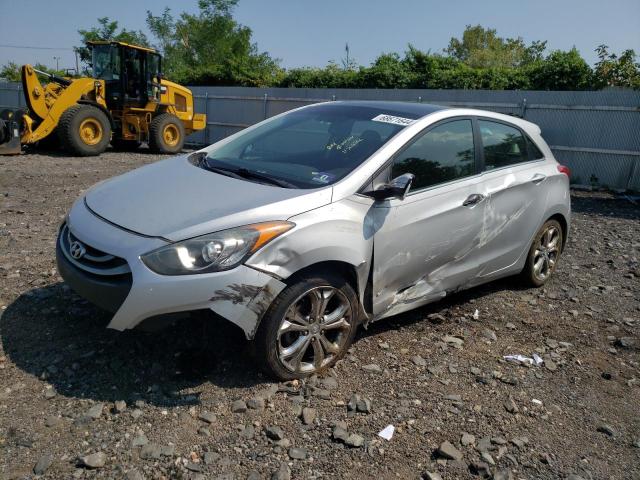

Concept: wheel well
[[286, 261, 359, 296], [548, 213, 568, 251]]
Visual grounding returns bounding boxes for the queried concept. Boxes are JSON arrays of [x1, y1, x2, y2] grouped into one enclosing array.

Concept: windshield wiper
[[233, 168, 297, 188], [203, 164, 246, 181], [203, 157, 296, 188]]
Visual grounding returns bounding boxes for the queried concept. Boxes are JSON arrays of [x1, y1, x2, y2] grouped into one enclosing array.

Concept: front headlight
[[141, 221, 294, 275]]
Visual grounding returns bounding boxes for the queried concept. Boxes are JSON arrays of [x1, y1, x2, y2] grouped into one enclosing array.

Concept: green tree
[[0, 61, 68, 82], [445, 25, 547, 68], [146, 0, 282, 86], [528, 48, 593, 90], [593, 45, 640, 89], [360, 53, 416, 88], [0, 62, 21, 82], [280, 62, 360, 88], [76, 17, 150, 72]]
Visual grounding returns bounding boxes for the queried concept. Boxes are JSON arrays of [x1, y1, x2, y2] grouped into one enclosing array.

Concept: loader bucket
[[0, 109, 23, 155]]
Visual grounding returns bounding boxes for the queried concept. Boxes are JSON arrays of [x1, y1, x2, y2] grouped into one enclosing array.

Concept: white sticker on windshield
[[372, 114, 415, 126]]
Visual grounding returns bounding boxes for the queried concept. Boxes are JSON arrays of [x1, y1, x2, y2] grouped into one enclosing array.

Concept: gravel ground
[[0, 150, 639, 480]]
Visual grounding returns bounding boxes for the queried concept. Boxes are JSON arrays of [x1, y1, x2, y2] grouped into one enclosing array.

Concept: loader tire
[[148, 113, 185, 154], [58, 105, 111, 156]]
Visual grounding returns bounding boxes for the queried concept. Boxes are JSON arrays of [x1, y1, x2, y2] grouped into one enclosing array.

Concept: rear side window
[[527, 136, 544, 160], [479, 120, 528, 170], [391, 119, 475, 190]]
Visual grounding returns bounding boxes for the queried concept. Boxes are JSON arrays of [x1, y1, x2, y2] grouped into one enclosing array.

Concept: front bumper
[[56, 240, 132, 313], [57, 198, 286, 337]]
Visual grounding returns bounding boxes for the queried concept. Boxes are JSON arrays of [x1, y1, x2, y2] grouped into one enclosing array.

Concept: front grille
[[58, 223, 131, 276]]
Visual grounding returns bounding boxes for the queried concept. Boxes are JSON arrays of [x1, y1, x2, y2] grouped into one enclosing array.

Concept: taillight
[[557, 165, 570, 177]]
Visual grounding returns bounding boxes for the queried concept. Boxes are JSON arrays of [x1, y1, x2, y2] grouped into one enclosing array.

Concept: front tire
[[148, 113, 185, 154], [521, 219, 563, 287], [253, 274, 359, 380], [58, 104, 111, 156]]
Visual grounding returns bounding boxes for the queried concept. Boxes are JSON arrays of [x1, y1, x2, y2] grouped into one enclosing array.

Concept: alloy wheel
[[532, 225, 560, 281], [277, 286, 352, 374]]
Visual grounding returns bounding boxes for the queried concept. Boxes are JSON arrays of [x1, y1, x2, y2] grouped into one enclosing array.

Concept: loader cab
[[90, 42, 162, 109]]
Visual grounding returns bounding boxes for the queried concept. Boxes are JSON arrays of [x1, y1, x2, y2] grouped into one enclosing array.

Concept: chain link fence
[[2, 82, 639, 190]]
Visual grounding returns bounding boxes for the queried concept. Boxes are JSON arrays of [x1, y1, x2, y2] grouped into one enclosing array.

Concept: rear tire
[[520, 219, 563, 287], [252, 273, 359, 380], [148, 113, 185, 154], [58, 104, 111, 156]]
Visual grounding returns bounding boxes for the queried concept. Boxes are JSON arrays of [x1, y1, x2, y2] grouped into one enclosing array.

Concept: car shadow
[[0, 283, 270, 407], [2, 276, 535, 406], [354, 275, 532, 341]]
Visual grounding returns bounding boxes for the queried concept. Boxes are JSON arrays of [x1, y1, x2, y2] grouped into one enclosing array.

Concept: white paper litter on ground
[[504, 354, 544, 366], [378, 424, 395, 441], [473, 309, 480, 320]]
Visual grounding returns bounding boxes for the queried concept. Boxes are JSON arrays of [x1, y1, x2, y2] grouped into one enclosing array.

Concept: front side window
[[391, 119, 475, 191], [92, 45, 120, 80], [479, 120, 528, 170], [123, 48, 143, 98], [147, 53, 161, 81], [203, 104, 419, 188]]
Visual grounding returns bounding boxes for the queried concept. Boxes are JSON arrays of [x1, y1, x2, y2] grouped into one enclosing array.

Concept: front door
[[371, 118, 487, 319]]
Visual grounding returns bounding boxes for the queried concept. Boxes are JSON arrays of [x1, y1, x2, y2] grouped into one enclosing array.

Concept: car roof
[[330, 100, 449, 117], [306, 101, 541, 135]]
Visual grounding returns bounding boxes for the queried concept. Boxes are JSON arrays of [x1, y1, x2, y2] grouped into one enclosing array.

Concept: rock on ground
[[0, 155, 638, 480]]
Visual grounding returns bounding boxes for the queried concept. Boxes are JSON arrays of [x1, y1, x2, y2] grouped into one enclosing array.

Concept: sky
[[1, 0, 639, 72]]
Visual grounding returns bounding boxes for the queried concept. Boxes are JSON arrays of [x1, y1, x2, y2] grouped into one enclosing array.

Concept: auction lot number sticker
[[372, 114, 415, 126]]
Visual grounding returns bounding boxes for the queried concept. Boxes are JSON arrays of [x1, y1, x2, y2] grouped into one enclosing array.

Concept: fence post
[[204, 91, 209, 145], [627, 158, 639, 191], [263, 93, 268, 119], [520, 98, 527, 118]]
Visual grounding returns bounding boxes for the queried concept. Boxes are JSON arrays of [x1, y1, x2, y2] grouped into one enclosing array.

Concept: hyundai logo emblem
[[69, 241, 86, 260]]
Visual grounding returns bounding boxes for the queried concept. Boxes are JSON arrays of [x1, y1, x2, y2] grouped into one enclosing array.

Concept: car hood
[[85, 155, 332, 241]]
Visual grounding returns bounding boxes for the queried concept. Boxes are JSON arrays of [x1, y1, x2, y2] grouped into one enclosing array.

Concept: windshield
[[92, 45, 120, 81], [203, 103, 420, 189]]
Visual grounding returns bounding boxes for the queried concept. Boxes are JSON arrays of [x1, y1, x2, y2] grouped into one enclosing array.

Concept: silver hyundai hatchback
[[57, 101, 570, 379]]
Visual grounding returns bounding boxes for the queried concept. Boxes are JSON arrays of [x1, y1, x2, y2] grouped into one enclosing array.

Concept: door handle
[[462, 193, 485, 207], [531, 173, 547, 185]]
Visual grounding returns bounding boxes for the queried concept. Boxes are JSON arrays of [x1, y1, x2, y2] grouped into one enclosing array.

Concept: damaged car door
[[471, 119, 550, 276], [369, 118, 486, 319]]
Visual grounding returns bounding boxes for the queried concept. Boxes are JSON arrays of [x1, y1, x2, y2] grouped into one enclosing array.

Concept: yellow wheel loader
[[0, 41, 206, 156]]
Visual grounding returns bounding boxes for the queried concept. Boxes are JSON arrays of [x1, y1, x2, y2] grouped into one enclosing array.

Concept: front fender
[[246, 197, 374, 306]]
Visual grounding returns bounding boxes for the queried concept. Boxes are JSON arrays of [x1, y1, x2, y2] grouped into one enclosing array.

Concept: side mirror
[[366, 173, 415, 201]]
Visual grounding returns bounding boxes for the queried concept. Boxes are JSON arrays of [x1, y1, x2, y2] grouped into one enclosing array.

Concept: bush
[[527, 48, 593, 90]]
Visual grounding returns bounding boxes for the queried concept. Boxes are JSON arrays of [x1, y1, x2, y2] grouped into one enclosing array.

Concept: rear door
[[371, 118, 488, 319], [473, 118, 550, 276]]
